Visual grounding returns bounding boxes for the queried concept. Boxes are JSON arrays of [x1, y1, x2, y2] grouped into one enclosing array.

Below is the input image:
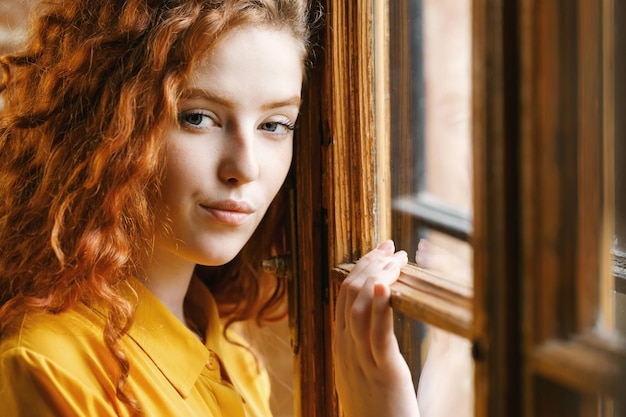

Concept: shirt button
[[206, 357, 215, 370]]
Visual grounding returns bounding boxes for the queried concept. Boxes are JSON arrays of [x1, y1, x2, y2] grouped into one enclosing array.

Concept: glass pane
[[395, 317, 474, 417], [416, 230, 472, 288], [390, 0, 473, 274], [390, 0, 472, 220], [388, 0, 473, 280], [388, 1, 473, 416], [421, 0, 472, 214], [233, 321, 294, 417]]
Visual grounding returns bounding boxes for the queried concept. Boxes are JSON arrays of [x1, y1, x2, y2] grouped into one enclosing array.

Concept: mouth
[[199, 200, 255, 226]]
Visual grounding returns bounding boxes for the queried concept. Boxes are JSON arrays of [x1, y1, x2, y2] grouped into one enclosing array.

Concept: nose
[[217, 126, 260, 185]]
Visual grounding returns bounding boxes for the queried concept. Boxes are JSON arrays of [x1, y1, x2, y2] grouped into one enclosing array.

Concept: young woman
[[0, 0, 420, 416]]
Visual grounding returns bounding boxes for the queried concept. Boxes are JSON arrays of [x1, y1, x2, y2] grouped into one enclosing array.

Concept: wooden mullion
[[529, 337, 626, 397], [520, 0, 581, 415], [393, 193, 473, 242], [614, 0, 626, 260], [389, 0, 420, 256], [520, 0, 605, 354], [576, 0, 604, 335], [473, 0, 522, 416], [374, 0, 391, 242], [601, 0, 616, 334]]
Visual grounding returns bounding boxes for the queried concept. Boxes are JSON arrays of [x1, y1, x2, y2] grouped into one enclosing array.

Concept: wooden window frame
[[518, 1, 626, 415], [291, 0, 626, 417]]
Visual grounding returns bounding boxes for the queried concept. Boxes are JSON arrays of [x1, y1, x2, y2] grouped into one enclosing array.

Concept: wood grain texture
[[290, 6, 327, 416], [324, 0, 379, 265], [333, 263, 473, 338]]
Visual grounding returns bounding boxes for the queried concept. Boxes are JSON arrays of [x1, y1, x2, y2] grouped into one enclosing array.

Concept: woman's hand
[[333, 240, 420, 417]]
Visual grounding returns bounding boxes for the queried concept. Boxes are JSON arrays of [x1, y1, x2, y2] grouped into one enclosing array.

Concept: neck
[[139, 248, 196, 324]]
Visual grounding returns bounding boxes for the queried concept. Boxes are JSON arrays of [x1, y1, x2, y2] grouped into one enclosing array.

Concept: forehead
[[193, 24, 305, 71], [184, 26, 304, 100]]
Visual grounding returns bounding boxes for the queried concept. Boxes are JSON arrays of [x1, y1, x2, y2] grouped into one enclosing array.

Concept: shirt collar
[[118, 276, 223, 398]]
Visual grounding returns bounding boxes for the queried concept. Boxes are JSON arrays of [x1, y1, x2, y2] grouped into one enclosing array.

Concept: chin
[[182, 232, 256, 268], [193, 247, 243, 267]]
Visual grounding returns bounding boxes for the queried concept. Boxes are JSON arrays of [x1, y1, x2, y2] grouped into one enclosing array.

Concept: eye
[[259, 120, 296, 134], [178, 110, 218, 130]]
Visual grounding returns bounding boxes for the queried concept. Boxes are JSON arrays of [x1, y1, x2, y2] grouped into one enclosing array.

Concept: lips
[[199, 200, 255, 226]]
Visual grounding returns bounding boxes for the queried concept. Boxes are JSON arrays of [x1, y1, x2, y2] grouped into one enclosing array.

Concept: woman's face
[[154, 26, 303, 268]]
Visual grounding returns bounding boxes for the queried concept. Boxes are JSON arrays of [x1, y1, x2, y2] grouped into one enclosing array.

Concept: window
[[291, 1, 626, 416], [389, 1, 474, 415], [3, 1, 624, 416]]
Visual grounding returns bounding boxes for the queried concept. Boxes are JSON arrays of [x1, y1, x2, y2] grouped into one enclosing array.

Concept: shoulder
[[0, 309, 122, 416], [2, 303, 101, 351], [0, 304, 117, 387]]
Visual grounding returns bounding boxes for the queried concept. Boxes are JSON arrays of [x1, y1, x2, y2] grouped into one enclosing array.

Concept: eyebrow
[[180, 88, 301, 110]]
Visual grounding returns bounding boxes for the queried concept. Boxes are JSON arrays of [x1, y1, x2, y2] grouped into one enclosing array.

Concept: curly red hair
[[0, 0, 314, 413]]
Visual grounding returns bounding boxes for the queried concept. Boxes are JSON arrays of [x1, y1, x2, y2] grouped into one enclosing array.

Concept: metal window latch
[[260, 185, 300, 354], [262, 254, 293, 278], [261, 252, 299, 355]]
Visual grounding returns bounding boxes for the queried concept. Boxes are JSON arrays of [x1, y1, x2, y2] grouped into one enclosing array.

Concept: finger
[[335, 280, 378, 371], [346, 252, 405, 340], [370, 282, 398, 367], [356, 250, 408, 287], [347, 275, 377, 343], [335, 286, 347, 331], [346, 240, 396, 279], [390, 249, 409, 271], [336, 252, 382, 331], [344, 250, 407, 327], [342, 256, 400, 332], [377, 239, 395, 255], [342, 252, 389, 325], [337, 242, 404, 332], [415, 238, 431, 267]]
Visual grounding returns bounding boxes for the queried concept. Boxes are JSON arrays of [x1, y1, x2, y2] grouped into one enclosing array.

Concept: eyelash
[[178, 110, 216, 130], [260, 120, 297, 133], [178, 110, 297, 134]]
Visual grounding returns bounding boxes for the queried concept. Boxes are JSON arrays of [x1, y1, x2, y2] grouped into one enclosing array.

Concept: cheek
[[264, 143, 293, 187], [159, 141, 213, 206], [160, 153, 189, 201], [254, 146, 291, 214]]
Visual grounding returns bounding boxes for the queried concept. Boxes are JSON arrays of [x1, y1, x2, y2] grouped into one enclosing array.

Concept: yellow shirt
[[0, 277, 273, 417]]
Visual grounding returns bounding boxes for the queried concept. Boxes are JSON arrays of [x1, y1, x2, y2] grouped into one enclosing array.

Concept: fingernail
[[374, 283, 386, 297]]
